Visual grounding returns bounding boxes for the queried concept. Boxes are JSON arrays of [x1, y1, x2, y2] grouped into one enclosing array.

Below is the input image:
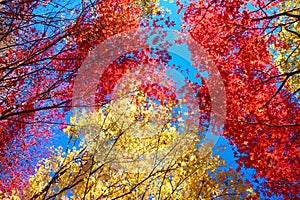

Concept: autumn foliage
[[182, 0, 300, 198], [0, 0, 153, 195], [0, 0, 299, 199]]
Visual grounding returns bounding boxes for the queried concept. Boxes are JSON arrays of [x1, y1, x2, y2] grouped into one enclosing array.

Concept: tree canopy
[[0, 0, 299, 199]]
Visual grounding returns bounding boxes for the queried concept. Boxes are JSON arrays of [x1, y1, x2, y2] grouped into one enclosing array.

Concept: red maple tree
[[182, 0, 299, 198], [0, 0, 152, 195]]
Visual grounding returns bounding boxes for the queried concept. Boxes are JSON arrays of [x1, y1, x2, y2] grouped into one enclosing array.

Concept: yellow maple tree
[[272, 0, 300, 93], [22, 90, 257, 199]]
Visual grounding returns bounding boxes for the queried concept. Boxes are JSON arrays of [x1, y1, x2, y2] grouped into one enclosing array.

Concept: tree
[[21, 91, 256, 199], [263, 0, 300, 96], [181, 0, 300, 198], [0, 0, 79, 193], [0, 0, 159, 195]]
